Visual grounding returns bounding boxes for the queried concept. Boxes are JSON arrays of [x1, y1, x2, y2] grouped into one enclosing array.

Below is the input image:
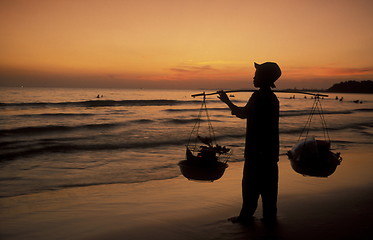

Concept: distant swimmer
[[96, 94, 100, 98], [339, 97, 343, 102]]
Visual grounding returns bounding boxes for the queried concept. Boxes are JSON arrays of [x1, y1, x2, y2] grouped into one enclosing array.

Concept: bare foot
[[228, 216, 254, 225]]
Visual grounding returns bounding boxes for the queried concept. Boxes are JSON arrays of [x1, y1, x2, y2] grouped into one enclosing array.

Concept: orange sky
[[1, 0, 372, 89]]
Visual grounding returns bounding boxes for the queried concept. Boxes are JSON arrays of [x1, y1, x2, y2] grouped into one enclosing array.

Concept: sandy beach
[[2, 0, 373, 239], [1, 146, 372, 240]]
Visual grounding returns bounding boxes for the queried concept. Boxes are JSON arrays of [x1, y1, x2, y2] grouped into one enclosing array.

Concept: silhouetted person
[[218, 62, 280, 224]]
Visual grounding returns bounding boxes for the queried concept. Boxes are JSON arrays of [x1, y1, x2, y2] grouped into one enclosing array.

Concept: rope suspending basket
[[287, 96, 342, 177], [178, 93, 231, 181]]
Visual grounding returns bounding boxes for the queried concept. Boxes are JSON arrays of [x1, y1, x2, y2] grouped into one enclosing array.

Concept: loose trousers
[[240, 160, 278, 219]]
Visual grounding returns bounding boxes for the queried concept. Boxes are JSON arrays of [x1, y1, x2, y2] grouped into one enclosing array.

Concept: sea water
[[0, 87, 372, 198]]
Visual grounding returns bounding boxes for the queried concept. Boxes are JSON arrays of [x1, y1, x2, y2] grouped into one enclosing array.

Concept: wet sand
[[1, 146, 372, 240]]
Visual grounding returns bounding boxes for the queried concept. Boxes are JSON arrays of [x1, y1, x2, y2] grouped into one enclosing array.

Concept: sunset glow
[[1, 0, 372, 89]]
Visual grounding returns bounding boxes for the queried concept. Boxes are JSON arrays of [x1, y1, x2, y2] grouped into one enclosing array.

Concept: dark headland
[[327, 80, 373, 93]]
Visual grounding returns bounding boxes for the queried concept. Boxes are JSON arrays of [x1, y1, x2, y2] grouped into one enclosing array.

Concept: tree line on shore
[[327, 80, 373, 93], [287, 80, 373, 93]]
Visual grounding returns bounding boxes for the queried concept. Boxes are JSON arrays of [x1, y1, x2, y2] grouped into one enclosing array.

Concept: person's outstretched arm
[[218, 91, 248, 119]]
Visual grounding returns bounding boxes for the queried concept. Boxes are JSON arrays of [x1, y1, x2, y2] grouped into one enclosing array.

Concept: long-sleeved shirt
[[231, 88, 279, 162]]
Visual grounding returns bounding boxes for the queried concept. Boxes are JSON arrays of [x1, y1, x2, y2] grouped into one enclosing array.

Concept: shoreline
[[1, 147, 373, 240]]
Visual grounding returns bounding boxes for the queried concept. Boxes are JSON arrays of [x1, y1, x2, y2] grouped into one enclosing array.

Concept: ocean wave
[[17, 113, 97, 118], [0, 137, 189, 161], [166, 118, 200, 124], [0, 172, 181, 198], [129, 119, 154, 124], [280, 110, 353, 117], [164, 107, 229, 112], [281, 108, 373, 117], [0, 118, 163, 137], [164, 108, 355, 117], [279, 121, 373, 136], [355, 108, 373, 112], [0, 117, 222, 138], [328, 122, 373, 131], [1, 118, 372, 161], [0, 99, 200, 108], [0, 123, 124, 136], [165, 118, 221, 124]]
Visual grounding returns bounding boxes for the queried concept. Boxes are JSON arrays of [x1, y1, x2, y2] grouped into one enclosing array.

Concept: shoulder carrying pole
[[192, 89, 328, 98]]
